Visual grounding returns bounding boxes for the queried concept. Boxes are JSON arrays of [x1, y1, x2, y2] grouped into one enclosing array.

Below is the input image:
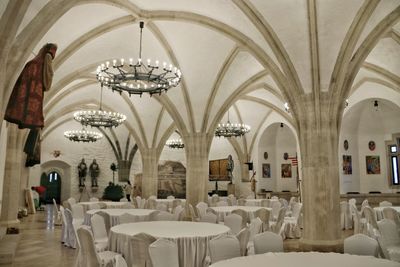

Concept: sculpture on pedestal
[[227, 154, 234, 183]]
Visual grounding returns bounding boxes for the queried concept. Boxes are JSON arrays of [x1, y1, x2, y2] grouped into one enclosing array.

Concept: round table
[[155, 198, 186, 209], [78, 201, 128, 211], [210, 206, 270, 222], [84, 209, 154, 226], [373, 206, 400, 220], [109, 221, 230, 267], [209, 252, 400, 267]]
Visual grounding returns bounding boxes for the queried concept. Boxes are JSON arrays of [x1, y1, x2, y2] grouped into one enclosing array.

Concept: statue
[[89, 159, 100, 187], [78, 158, 87, 187], [227, 154, 234, 183]]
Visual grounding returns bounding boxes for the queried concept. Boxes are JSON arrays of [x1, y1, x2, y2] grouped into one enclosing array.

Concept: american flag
[[288, 156, 298, 166]]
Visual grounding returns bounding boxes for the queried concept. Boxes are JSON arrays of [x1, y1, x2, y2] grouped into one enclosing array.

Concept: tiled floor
[[2, 205, 352, 266]]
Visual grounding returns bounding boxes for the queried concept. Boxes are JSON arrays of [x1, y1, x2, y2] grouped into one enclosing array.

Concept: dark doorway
[[40, 171, 61, 204]]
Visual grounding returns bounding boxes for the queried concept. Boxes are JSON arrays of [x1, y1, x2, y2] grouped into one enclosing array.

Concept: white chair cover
[[155, 211, 175, 221], [53, 198, 62, 225], [253, 231, 283, 254], [120, 197, 128, 202], [349, 198, 356, 206], [361, 199, 369, 208], [363, 206, 379, 230], [200, 212, 218, 223], [149, 195, 157, 200], [382, 207, 400, 231], [231, 209, 248, 228], [224, 214, 243, 234], [166, 195, 175, 199], [340, 201, 352, 230], [271, 201, 282, 221], [171, 199, 182, 212], [90, 214, 109, 251], [246, 195, 255, 199], [89, 203, 101, 210], [96, 211, 111, 235], [209, 235, 241, 264], [149, 238, 179, 267], [380, 201, 393, 207], [89, 197, 99, 202], [254, 208, 270, 232], [249, 218, 263, 242], [129, 233, 156, 267], [279, 198, 289, 209], [60, 206, 68, 243], [67, 197, 76, 206], [378, 219, 400, 261], [196, 202, 208, 218], [71, 204, 85, 224], [236, 227, 250, 256], [351, 204, 367, 235], [146, 199, 157, 209], [260, 199, 270, 208], [344, 234, 379, 257], [217, 200, 229, 207], [113, 255, 128, 267], [119, 213, 141, 224], [283, 203, 303, 239], [155, 203, 168, 212], [237, 199, 246, 206], [270, 207, 287, 238], [64, 208, 77, 248], [173, 205, 184, 221], [77, 226, 120, 267]]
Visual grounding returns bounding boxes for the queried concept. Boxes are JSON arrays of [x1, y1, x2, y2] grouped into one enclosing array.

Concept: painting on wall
[[281, 164, 292, 178], [366, 156, 380, 174], [262, 163, 271, 178], [342, 155, 352, 175]]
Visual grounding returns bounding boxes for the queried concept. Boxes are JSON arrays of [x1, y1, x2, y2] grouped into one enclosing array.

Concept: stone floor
[[0, 205, 353, 266]]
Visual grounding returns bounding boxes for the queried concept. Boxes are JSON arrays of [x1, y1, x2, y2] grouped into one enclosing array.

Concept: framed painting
[[262, 163, 271, 178], [366, 155, 380, 174], [342, 155, 352, 175], [281, 164, 292, 178]]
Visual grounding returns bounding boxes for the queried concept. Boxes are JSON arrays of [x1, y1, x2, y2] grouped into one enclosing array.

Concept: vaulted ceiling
[[1, 0, 399, 156]]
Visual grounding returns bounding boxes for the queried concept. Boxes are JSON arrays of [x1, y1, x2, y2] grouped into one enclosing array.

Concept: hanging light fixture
[[73, 85, 126, 128], [215, 110, 250, 138], [64, 128, 103, 143], [166, 138, 184, 149], [96, 21, 182, 96]]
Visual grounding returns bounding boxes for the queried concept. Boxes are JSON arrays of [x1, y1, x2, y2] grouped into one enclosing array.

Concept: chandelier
[[215, 111, 250, 138], [64, 128, 103, 143], [166, 139, 184, 149], [96, 21, 182, 96], [73, 85, 126, 128]]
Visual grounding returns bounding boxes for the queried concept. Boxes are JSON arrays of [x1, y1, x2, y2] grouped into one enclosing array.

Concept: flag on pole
[[288, 156, 298, 166]]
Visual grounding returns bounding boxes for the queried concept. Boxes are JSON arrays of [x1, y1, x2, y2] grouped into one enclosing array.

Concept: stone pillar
[[0, 124, 25, 227], [141, 148, 158, 198], [298, 94, 341, 251], [184, 133, 210, 205]]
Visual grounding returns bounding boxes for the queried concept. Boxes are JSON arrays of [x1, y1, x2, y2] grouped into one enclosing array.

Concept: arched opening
[[40, 171, 62, 204]]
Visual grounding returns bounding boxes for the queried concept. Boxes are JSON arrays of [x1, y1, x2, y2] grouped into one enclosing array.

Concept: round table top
[[86, 208, 154, 216], [210, 206, 268, 212], [209, 252, 400, 267], [78, 201, 127, 206], [110, 221, 230, 238]]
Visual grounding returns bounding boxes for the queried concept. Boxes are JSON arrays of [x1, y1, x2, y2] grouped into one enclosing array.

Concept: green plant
[[102, 183, 124, 201]]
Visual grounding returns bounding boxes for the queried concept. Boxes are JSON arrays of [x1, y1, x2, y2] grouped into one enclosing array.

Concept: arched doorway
[[40, 171, 62, 204]]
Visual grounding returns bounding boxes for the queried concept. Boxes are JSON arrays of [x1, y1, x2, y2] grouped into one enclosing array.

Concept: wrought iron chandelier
[[96, 21, 182, 96], [64, 128, 103, 143], [166, 138, 184, 149], [215, 111, 250, 138], [73, 85, 126, 128]]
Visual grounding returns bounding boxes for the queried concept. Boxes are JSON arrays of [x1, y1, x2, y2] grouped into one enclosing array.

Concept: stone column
[[184, 133, 210, 205], [141, 148, 158, 198], [0, 124, 24, 227], [297, 94, 341, 251]]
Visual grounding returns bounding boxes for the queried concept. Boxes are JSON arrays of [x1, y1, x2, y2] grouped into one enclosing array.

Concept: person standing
[[124, 181, 132, 201]]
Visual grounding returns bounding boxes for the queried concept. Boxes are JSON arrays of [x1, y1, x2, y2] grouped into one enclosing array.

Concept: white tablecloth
[[374, 206, 400, 220], [155, 199, 186, 209], [209, 252, 400, 267], [109, 221, 230, 267], [84, 209, 154, 226], [78, 201, 128, 211], [210, 206, 270, 222]]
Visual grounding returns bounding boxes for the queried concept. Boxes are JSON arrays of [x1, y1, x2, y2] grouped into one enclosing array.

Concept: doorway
[[40, 171, 61, 204]]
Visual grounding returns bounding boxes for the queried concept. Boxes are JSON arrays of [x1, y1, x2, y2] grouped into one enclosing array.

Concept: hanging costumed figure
[[5, 43, 58, 166], [89, 159, 100, 187]]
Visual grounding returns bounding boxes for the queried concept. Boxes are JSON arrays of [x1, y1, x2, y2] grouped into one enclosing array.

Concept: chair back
[[249, 218, 263, 241], [378, 219, 400, 247], [196, 202, 208, 216], [119, 213, 141, 224], [209, 235, 241, 264], [64, 208, 76, 248], [254, 208, 270, 231], [130, 233, 156, 267], [146, 199, 157, 209], [279, 198, 288, 209], [272, 207, 286, 234], [224, 214, 243, 234], [171, 199, 182, 212], [237, 198, 246, 206], [67, 197, 76, 206], [200, 212, 218, 223], [362, 206, 378, 230], [155, 203, 168, 212], [114, 255, 128, 267], [349, 198, 356, 206], [216, 200, 228, 207], [76, 226, 101, 267], [71, 204, 84, 220], [361, 199, 369, 208], [155, 211, 175, 221], [236, 227, 250, 256], [379, 201, 393, 207], [89, 197, 99, 202], [90, 214, 108, 243], [231, 209, 248, 228], [210, 195, 219, 207], [253, 231, 283, 254], [261, 199, 270, 208], [292, 203, 302, 219], [166, 195, 175, 199], [52, 198, 59, 212], [120, 197, 129, 202], [173, 205, 184, 221], [344, 234, 379, 257], [149, 195, 157, 200], [149, 239, 179, 267], [271, 201, 282, 220], [382, 207, 400, 229], [96, 211, 111, 234], [179, 203, 196, 221]]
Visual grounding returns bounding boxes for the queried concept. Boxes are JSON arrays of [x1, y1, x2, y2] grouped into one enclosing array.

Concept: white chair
[[236, 227, 250, 256], [349, 198, 356, 207], [96, 211, 111, 235], [231, 209, 248, 228], [247, 218, 263, 254], [155, 211, 175, 221], [166, 195, 175, 199], [149, 238, 179, 267], [173, 205, 184, 221], [171, 199, 182, 212], [246, 195, 254, 199], [129, 233, 156, 267], [113, 255, 128, 267], [89, 197, 99, 202], [200, 212, 218, 223], [209, 235, 241, 264], [254, 208, 270, 232], [224, 214, 243, 234], [260, 199, 271, 208], [77, 226, 121, 267], [378, 219, 400, 261], [90, 214, 109, 252], [195, 202, 208, 218], [67, 197, 76, 207], [120, 197, 128, 202], [149, 195, 157, 200], [344, 234, 379, 257], [71, 204, 85, 225], [60, 206, 67, 243], [271, 201, 282, 221], [210, 194, 220, 207], [253, 231, 283, 254], [361, 199, 369, 208], [89, 203, 101, 210], [179, 203, 197, 221], [155, 203, 168, 212], [216, 200, 228, 207], [380, 201, 392, 207], [63, 208, 76, 248], [146, 199, 157, 209], [237, 198, 246, 206], [119, 213, 141, 224], [284, 203, 302, 239], [340, 201, 352, 230], [382, 207, 400, 231], [350, 204, 367, 235], [53, 198, 62, 226], [363, 206, 379, 231], [270, 207, 286, 237]]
